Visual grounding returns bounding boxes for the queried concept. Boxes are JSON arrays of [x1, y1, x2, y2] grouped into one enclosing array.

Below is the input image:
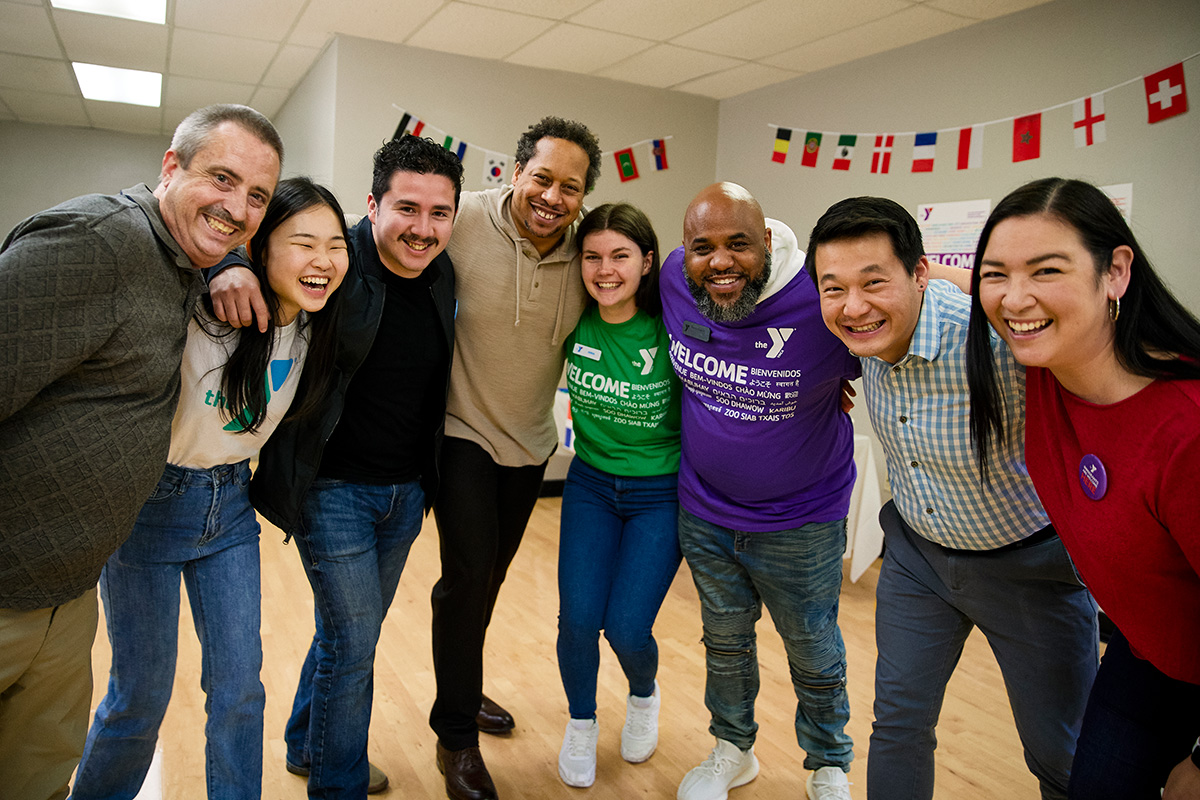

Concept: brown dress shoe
[[476, 694, 515, 735], [436, 742, 498, 800]]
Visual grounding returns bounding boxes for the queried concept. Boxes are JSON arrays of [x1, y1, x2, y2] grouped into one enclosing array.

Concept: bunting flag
[[956, 125, 983, 170], [1073, 94, 1107, 147], [801, 131, 822, 167], [832, 134, 856, 170], [911, 132, 936, 172], [871, 135, 894, 174], [442, 135, 467, 160], [1144, 62, 1188, 123], [651, 139, 669, 170], [482, 152, 508, 186], [393, 112, 424, 139], [614, 148, 639, 182], [1012, 113, 1041, 162], [771, 128, 792, 163]]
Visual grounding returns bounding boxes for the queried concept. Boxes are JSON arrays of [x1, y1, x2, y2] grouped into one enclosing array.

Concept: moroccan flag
[[1012, 114, 1041, 162], [871, 135, 894, 174], [911, 132, 936, 172], [651, 139, 668, 170], [956, 125, 982, 170], [1144, 62, 1188, 123], [831, 134, 856, 170], [1073, 94, 1106, 147], [614, 148, 639, 182], [801, 131, 822, 167], [393, 112, 424, 140], [772, 128, 791, 163], [442, 135, 467, 160]]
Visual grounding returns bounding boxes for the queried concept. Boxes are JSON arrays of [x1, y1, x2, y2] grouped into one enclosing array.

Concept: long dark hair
[[576, 202, 662, 317], [202, 176, 348, 433], [967, 177, 1200, 473]]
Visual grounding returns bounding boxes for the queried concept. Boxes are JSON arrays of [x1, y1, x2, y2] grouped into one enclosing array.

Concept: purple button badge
[[1078, 454, 1107, 501]]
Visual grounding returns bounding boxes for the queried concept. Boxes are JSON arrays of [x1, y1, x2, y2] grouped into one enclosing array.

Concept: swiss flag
[[1144, 62, 1188, 124]]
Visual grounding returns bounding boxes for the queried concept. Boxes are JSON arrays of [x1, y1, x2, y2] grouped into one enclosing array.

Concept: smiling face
[[155, 120, 280, 269], [367, 169, 457, 279], [978, 213, 1131, 384], [581, 228, 652, 324], [263, 203, 349, 326], [683, 185, 772, 322], [815, 232, 928, 363], [509, 137, 589, 255]]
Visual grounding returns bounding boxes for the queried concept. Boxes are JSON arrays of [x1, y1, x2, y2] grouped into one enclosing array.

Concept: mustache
[[200, 204, 245, 233], [401, 235, 438, 247]]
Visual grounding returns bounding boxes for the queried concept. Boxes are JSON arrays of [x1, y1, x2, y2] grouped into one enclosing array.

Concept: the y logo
[[765, 328, 794, 359], [638, 347, 658, 376]]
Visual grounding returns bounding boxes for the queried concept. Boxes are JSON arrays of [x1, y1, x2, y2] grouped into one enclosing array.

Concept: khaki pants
[[0, 589, 99, 800]]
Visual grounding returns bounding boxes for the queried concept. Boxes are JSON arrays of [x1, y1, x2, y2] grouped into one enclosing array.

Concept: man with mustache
[[661, 183, 860, 800], [0, 104, 283, 800]]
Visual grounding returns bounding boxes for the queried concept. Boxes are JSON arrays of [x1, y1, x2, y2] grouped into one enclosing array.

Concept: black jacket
[[249, 216, 455, 535]]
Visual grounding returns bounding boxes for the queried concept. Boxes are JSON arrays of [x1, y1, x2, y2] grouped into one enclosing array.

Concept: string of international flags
[[768, 56, 1194, 173], [391, 104, 671, 186]]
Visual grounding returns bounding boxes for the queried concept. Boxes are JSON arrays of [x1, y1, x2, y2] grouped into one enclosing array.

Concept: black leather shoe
[[436, 742, 498, 800], [476, 694, 515, 735], [286, 760, 390, 793]]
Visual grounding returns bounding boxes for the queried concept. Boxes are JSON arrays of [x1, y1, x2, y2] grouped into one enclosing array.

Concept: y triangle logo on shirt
[[638, 347, 657, 376], [766, 328, 794, 359], [221, 358, 294, 432]]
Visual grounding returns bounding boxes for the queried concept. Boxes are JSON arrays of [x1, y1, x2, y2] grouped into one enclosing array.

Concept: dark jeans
[[429, 437, 547, 750], [1068, 629, 1200, 799]]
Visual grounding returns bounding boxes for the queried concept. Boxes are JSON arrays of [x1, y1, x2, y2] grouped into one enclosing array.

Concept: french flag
[[911, 132, 936, 173]]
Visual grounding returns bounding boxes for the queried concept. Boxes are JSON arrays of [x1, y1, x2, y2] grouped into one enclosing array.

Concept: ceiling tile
[[0, 53, 77, 94], [569, 0, 759, 41], [169, 28, 277, 83], [0, 87, 88, 125], [0, 2, 62, 59], [248, 86, 291, 118], [670, 0, 911, 60], [290, 0, 444, 49], [597, 44, 744, 89], [763, 4, 973, 72], [923, 0, 1052, 20], [173, 0, 306, 42], [55, 9, 168, 72], [84, 98, 163, 133], [458, 0, 592, 18], [161, 106, 192, 135], [504, 23, 651, 74], [164, 76, 254, 109], [675, 62, 803, 99], [262, 44, 321, 88], [407, 4, 556, 59]]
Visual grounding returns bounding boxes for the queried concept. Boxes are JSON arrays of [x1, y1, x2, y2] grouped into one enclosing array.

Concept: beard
[[685, 249, 772, 323]]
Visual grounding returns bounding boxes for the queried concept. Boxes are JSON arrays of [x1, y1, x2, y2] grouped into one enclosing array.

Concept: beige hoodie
[[444, 186, 588, 466]]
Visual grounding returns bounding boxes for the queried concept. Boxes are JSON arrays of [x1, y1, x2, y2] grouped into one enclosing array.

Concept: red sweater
[[1024, 367, 1200, 685]]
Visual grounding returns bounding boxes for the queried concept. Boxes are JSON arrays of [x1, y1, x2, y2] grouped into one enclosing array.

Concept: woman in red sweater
[[965, 178, 1200, 800]]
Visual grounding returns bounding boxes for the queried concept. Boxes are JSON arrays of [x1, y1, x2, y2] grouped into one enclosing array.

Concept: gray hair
[[170, 104, 284, 170]]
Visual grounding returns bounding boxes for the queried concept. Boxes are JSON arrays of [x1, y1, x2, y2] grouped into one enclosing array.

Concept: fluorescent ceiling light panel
[[73, 62, 162, 106], [50, 0, 166, 25]]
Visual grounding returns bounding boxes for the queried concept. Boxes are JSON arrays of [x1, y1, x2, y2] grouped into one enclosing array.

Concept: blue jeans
[[557, 458, 682, 719], [74, 461, 264, 800], [677, 508, 853, 771], [869, 501, 1098, 800], [285, 478, 424, 799]]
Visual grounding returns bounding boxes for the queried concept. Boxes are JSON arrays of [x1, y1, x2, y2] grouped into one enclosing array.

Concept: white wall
[[716, 0, 1200, 310], [274, 39, 338, 188]]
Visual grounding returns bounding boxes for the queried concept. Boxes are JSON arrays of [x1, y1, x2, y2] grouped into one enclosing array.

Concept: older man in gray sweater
[[0, 103, 282, 800]]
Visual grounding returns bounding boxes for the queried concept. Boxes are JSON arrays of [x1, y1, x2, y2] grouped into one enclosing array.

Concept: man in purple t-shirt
[[663, 184, 859, 800]]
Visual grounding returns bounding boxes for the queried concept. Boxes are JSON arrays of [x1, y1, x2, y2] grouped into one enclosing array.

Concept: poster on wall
[[1101, 183, 1133, 223], [915, 198, 992, 270]]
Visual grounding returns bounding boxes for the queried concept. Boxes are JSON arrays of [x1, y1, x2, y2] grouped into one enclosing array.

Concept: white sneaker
[[806, 766, 851, 800], [621, 680, 660, 763], [558, 717, 599, 788], [677, 737, 759, 800]]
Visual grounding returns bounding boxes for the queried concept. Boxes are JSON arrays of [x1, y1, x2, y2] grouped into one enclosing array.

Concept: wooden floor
[[89, 497, 1049, 799]]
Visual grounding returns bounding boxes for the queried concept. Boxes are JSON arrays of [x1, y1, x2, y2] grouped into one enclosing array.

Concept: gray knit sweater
[[0, 184, 200, 609]]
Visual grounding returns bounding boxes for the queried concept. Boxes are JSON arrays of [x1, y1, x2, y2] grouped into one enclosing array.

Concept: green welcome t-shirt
[[564, 305, 681, 476]]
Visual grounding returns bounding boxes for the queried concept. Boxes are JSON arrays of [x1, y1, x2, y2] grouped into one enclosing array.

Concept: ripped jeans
[[677, 508, 854, 771]]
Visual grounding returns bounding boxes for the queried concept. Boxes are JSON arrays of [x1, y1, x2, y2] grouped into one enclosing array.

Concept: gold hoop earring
[[1109, 297, 1120, 322]]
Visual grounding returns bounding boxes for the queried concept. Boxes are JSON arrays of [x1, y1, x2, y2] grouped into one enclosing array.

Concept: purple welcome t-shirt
[[661, 246, 859, 532]]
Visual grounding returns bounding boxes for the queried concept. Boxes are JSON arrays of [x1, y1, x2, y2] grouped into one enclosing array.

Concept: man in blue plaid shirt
[[806, 197, 1099, 800]]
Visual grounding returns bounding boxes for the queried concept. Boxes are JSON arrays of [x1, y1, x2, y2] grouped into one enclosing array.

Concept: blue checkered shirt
[[861, 280, 1049, 549]]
